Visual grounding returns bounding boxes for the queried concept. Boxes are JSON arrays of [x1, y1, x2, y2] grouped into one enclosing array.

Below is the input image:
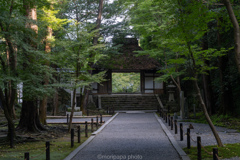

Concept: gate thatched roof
[[95, 38, 161, 71]]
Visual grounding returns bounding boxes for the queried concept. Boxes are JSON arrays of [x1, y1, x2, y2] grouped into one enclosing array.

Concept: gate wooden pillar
[[140, 70, 145, 94]]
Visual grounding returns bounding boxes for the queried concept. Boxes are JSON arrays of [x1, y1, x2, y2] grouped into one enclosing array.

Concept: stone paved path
[[71, 113, 181, 160]]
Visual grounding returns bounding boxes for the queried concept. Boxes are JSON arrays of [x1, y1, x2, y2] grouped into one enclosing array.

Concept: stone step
[[100, 95, 159, 110]]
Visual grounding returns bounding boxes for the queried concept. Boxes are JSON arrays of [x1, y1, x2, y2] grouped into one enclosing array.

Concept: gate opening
[[112, 72, 140, 93]]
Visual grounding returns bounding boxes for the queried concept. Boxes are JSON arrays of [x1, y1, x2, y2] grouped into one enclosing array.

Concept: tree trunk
[[39, 26, 52, 124], [52, 88, 59, 116], [193, 76, 223, 147], [201, 35, 215, 115], [39, 97, 47, 125], [82, 87, 90, 114], [222, 0, 240, 73], [17, 99, 45, 132], [0, 91, 16, 142], [68, 88, 76, 132], [17, 2, 45, 132], [218, 55, 235, 114], [217, 17, 235, 114], [187, 41, 223, 147], [82, 0, 104, 111], [93, 0, 104, 45], [0, 6, 18, 143], [202, 73, 214, 115]]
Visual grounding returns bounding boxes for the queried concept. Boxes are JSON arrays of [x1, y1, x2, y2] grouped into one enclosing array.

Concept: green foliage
[[53, 14, 106, 92], [0, 132, 91, 160], [123, 0, 230, 84], [184, 112, 240, 131], [112, 73, 140, 93]]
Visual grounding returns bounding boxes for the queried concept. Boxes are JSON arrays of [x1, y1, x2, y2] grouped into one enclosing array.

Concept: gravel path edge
[[154, 113, 191, 160]]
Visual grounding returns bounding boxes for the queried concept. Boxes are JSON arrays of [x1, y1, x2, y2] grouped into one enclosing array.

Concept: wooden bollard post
[[174, 120, 177, 134], [112, 106, 115, 115], [91, 118, 94, 132], [197, 136, 201, 160], [78, 126, 81, 143], [46, 141, 50, 160], [165, 113, 167, 123], [67, 114, 69, 124], [100, 114, 103, 123], [85, 121, 88, 137], [168, 115, 171, 126], [171, 117, 173, 130], [187, 128, 190, 149], [180, 123, 183, 141], [96, 116, 99, 129], [25, 152, 29, 160], [71, 128, 74, 147], [87, 109, 89, 116], [213, 148, 218, 160]]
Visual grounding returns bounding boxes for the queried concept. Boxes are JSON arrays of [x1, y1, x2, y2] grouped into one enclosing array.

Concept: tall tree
[[81, 0, 104, 112], [17, 0, 47, 132], [53, 0, 106, 132], [93, 0, 104, 45], [125, 0, 225, 147], [0, 0, 19, 146], [222, 0, 240, 73], [38, 2, 67, 123]]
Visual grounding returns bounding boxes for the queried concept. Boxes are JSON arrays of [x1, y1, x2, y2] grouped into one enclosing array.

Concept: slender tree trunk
[[68, 88, 76, 132], [222, 0, 240, 73], [82, 89, 89, 114], [3, 39, 17, 142], [93, 0, 104, 45], [52, 88, 59, 116], [39, 97, 47, 125], [217, 18, 235, 114], [0, 1, 17, 146], [83, 0, 104, 111], [193, 76, 223, 147], [202, 73, 214, 115], [218, 55, 235, 114], [187, 41, 223, 147], [68, 56, 80, 132], [0, 90, 16, 141], [201, 34, 214, 115], [39, 26, 52, 124]]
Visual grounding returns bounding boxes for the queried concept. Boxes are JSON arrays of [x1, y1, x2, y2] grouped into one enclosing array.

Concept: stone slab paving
[[71, 113, 181, 160]]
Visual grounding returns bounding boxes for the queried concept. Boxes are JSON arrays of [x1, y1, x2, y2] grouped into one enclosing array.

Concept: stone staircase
[[99, 94, 159, 110]]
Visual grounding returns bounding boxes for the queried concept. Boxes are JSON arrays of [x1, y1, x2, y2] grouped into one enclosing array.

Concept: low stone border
[[64, 113, 119, 160], [47, 115, 113, 119], [154, 113, 190, 160]]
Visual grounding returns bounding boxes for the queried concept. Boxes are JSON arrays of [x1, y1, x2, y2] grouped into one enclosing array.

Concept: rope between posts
[[199, 141, 212, 155], [215, 153, 221, 160], [0, 146, 46, 152], [187, 132, 197, 143], [31, 146, 48, 159]]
